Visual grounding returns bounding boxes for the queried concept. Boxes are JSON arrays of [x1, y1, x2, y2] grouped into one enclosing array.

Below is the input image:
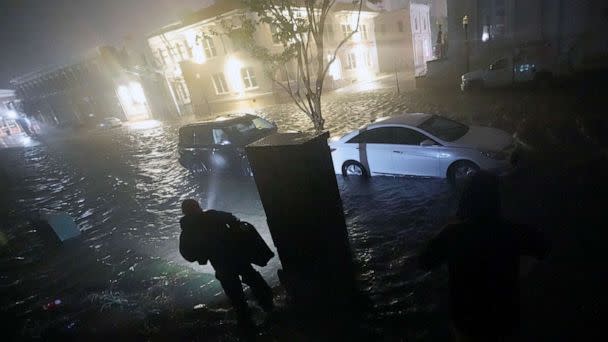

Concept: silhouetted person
[[179, 199, 274, 330], [419, 172, 549, 341]]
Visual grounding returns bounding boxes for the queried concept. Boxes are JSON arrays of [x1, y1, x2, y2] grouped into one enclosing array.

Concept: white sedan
[[329, 113, 515, 183]]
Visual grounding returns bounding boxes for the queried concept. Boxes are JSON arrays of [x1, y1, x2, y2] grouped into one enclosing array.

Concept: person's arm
[[419, 225, 455, 271]]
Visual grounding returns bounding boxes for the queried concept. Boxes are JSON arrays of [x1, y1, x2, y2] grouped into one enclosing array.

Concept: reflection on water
[[0, 124, 459, 336]]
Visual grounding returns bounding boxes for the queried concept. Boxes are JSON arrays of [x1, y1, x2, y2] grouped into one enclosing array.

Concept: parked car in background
[[99, 117, 122, 128], [329, 113, 516, 183], [178, 114, 277, 175], [461, 54, 554, 91]]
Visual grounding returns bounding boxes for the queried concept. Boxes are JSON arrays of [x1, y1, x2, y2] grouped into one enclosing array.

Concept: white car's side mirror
[[420, 139, 436, 147]]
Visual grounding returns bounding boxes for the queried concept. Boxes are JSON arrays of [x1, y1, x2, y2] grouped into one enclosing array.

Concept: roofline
[[10, 48, 104, 85], [147, 4, 378, 40], [146, 8, 246, 39]]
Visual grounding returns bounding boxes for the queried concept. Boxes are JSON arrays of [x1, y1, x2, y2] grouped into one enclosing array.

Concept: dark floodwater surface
[[11, 125, 592, 339], [0, 123, 470, 338]]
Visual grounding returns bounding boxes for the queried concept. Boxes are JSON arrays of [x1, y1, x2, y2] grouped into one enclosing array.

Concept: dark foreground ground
[[1, 85, 607, 341]]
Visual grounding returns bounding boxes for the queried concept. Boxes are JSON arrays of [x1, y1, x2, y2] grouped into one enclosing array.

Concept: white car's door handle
[[393, 151, 404, 154]]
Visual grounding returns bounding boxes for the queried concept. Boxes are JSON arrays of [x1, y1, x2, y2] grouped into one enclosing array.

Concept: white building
[[371, 1, 446, 76], [147, 0, 380, 115]]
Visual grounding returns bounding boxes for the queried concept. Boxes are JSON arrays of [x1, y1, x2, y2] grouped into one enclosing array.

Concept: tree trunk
[[311, 94, 324, 133]]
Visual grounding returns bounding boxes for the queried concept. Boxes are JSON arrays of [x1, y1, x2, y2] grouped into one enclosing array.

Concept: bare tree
[[226, 0, 378, 133]]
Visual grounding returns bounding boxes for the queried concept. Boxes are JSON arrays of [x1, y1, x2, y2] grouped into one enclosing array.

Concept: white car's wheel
[[342, 161, 369, 178], [448, 161, 480, 185]]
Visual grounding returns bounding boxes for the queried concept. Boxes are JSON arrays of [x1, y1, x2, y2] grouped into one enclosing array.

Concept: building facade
[[0, 89, 25, 142], [0, 89, 20, 114], [425, 0, 608, 85], [374, 9, 416, 74], [11, 46, 174, 127], [372, 1, 446, 75], [147, 1, 380, 116]]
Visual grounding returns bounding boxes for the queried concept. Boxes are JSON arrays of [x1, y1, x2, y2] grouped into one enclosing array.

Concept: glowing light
[[129, 82, 146, 104], [328, 54, 342, 80], [20, 135, 33, 146], [353, 44, 373, 82], [225, 56, 244, 96], [186, 29, 206, 64], [125, 119, 162, 130], [117, 85, 130, 103], [116, 82, 150, 120], [6, 110, 18, 119]]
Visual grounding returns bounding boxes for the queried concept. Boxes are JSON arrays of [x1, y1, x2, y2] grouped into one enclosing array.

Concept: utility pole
[[394, 58, 400, 95], [463, 15, 470, 73]]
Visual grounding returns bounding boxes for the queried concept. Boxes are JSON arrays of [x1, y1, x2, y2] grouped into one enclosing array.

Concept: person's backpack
[[178, 215, 208, 264], [231, 221, 275, 267]]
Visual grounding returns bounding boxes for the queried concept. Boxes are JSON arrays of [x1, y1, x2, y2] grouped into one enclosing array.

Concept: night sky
[[0, 0, 212, 88]]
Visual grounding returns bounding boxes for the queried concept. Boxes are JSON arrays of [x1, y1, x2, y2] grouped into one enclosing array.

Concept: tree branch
[[321, 0, 364, 81]]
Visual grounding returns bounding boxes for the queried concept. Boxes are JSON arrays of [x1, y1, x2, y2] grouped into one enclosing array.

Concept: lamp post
[[462, 15, 470, 72]]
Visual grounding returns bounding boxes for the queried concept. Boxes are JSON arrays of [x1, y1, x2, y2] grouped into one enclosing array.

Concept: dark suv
[[178, 114, 277, 174]]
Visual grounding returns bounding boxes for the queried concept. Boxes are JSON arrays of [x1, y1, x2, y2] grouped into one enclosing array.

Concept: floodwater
[[8, 119, 602, 340], [0, 122, 461, 338]]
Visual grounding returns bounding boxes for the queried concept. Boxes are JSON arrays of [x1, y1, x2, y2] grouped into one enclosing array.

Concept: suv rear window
[[179, 126, 212, 147]]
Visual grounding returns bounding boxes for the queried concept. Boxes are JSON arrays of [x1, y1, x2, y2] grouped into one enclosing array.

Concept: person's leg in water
[[240, 264, 274, 312], [215, 271, 253, 324]]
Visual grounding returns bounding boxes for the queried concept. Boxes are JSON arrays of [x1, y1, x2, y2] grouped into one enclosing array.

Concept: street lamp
[[462, 15, 470, 72]]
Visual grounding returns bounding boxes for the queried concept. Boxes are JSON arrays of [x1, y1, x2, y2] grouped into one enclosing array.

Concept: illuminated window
[[361, 24, 368, 40], [203, 37, 217, 58], [240, 67, 258, 89], [398, 21, 404, 32], [341, 24, 352, 38], [364, 50, 372, 67], [180, 42, 189, 59], [157, 48, 165, 66], [175, 43, 184, 60], [173, 82, 188, 102], [345, 52, 357, 69], [212, 73, 229, 94]]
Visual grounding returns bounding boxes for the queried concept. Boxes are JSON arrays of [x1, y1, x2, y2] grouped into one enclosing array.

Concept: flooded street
[[0, 121, 460, 338], [1, 108, 605, 340]]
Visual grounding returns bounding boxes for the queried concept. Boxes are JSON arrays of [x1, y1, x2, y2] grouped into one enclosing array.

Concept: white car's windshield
[[418, 116, 469, 142]]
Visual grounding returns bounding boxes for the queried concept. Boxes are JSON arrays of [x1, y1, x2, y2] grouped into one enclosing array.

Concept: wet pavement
[[1, 85, 607, 340]]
